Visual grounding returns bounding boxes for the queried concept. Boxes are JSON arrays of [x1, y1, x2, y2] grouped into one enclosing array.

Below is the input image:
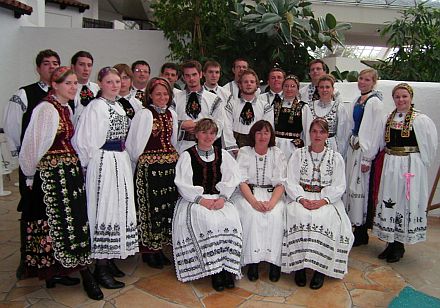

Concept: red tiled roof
[[0, 0, 33, 17], [46, 0, 90, 12]]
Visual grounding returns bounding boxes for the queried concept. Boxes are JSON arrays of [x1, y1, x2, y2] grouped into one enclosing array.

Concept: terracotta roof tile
[[0, 0, 33, 17], [46, 0, 90, 12]]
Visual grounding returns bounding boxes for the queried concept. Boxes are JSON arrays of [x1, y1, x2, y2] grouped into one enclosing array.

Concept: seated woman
[[282, 118, 353, 289], [173, 118, 243, 292], [232, 120, 286, 282]]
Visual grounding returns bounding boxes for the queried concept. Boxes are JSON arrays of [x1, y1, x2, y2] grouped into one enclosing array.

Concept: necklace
[[196, 145, 214, 159], [361, 90, 372, 96], [255, 154, 267, 186], [308, 146, 327, 184]]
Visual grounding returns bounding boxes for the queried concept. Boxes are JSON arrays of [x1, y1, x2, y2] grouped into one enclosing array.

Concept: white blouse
[[174, 148, 241, 202], [125, 107, 178, 163]]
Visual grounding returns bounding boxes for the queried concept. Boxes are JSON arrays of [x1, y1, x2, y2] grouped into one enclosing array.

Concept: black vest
[[187, 146, 222, 195], [20, 83, 48, 142], [387, 128, 418, 147]]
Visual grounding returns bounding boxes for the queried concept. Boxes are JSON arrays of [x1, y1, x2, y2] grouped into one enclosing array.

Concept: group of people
[[2, 49, 437, 300]]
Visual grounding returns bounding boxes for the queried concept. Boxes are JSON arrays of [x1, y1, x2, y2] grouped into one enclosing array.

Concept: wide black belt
[[101, 139, 126, 152]]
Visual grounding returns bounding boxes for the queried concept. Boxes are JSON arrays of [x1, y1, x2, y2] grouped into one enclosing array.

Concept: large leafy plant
[[375, 4, 440, 82], [152, 0, 351, 83]]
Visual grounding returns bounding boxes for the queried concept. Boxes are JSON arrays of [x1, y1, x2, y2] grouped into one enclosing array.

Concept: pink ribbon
[[404, 172, 415, 200]]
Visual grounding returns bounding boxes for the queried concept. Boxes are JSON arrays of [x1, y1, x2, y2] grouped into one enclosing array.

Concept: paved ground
[[0, 170, 439, 307]]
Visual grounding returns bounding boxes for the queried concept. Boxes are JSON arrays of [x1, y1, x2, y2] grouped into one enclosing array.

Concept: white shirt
[[72, 81, 100, 126], [223, 96, 274, 151]]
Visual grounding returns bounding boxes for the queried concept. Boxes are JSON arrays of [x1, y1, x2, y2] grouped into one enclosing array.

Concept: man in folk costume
[[130, 60, 150, 104], [224, 69, 274, 156], [203, 60, 231, 104], [70, 51, 100, 125], [260, 67, 285, 106], [160, 62, 182, 109], [174, 60, 224, 153], [222, 58, 260, 100], [3, 49, 60, 279], [299, 59, 341, 104]]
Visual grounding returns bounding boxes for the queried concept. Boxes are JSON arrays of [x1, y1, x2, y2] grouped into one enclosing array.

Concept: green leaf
[[325, 13, 337, 29], [310, 19, 319, 32], [268, 0, 279, 14], [286, 0, 300, 11], [273, 0, 286, 14], [298, 1, 312, 7], [255, 23, 275, 33], [302, 6, 313, 17], [347, 71, 359, 82], [256, 4, 267, 14], [334, 22, 352, 31], [242, 14, 262, 21], [280, 21, 292, 44], [261, 12, 283, 23]]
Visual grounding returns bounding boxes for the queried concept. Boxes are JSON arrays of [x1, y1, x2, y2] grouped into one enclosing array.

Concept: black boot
[[45, 275, 81, 288], [211, 272, 225, 291], [386, 241, 405, 263], [80, 268, 103, 300], [94, 264, 125, 289], [107, 260, 125, 277], [294, 269, 307, 287], [142, 253, 163, 269], [16, 219, 26, 280], [310, 271, 325, 290], [222, 270, 235, 289], [353, 225, 369, 247], [378, 242, 394, 259], [247, 263, 259, 281], [269, 263, 281, 282], [159, 250, 172, 266]]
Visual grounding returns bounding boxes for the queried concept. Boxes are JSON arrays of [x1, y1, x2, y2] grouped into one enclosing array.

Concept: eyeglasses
[[283, 84, 298, 88], [134, 69, 150, 74], [121, 76, 131, 80]]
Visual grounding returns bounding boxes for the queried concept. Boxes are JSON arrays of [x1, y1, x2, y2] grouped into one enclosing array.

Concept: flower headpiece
[[392, 83, 414, 98], [50, 66, 72, 83], [284, 74, 300, 88]]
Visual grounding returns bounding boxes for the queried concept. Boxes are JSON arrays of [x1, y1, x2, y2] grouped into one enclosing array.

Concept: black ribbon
[[272, 93, 282, 106], [118, 97, 135, 119], [239, 101, 254, 125], [312, 86, 320, 101], [185, 92, 201, 119], [80, 85, 94, 106], [135, 89, 145, 103]]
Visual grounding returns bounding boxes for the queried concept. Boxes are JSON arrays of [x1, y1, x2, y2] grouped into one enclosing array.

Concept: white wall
[[334, 80, 440, 201], [0, 24, 170, 123], [45, 3, 83, 28]]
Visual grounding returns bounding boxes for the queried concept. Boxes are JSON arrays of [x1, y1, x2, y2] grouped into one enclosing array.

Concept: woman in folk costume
[[74, 67, 138, 289], [232, 120, 286, 282], [19, 67, 103, 300], [126, 77, 179, 269], [372, 83, 437, 263], [306, 74, 349, 157], [282, 118, 353, 290], [345, 68, 384, 246], [172, 118, 243, 292], [274, 75, 311, 160]]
